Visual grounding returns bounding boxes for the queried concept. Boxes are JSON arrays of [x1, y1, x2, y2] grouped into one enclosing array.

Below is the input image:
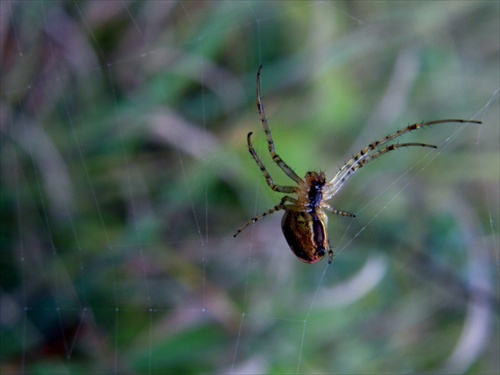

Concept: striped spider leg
[[322, 119, 481, 199]]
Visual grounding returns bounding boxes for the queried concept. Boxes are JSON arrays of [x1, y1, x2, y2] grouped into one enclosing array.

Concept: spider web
[[1, 1, 499, 374]]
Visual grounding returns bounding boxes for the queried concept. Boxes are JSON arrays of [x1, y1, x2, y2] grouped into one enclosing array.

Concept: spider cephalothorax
[[303, 171, 326, 209], [234, 65, 481, 264]]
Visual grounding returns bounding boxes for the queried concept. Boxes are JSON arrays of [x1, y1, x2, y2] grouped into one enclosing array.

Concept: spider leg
[[247, 132, 298, 193], [354, 119, 480, 159], [256, 65, 303, 183], [328, 119, 481, 194], [234, 196, 298, 237], [323, 203, 356, 218], [327, 142, 436, 196]]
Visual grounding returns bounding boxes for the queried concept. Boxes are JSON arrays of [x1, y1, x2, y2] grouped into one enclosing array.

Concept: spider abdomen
[[281, 209, 332, 264]]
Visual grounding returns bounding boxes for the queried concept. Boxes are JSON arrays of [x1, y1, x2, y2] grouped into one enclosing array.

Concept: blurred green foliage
[[1, 1, 498, 374]]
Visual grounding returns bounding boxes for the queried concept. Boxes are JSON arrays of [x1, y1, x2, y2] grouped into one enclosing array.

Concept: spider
[[234, 65, 481, 264]]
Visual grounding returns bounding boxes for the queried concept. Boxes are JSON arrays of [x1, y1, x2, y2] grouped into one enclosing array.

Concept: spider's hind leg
[[234, 196, 298, 237]]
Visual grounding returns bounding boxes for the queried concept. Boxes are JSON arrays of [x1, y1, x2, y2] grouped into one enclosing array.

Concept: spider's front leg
[[247, 132, 298, 194], [256, 65, 303, 184], [328, 119, 481, 195], [234, 196, 298, 237]]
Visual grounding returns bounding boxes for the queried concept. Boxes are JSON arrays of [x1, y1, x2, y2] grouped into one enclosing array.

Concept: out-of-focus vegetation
[[1, 1, 498, 374]]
